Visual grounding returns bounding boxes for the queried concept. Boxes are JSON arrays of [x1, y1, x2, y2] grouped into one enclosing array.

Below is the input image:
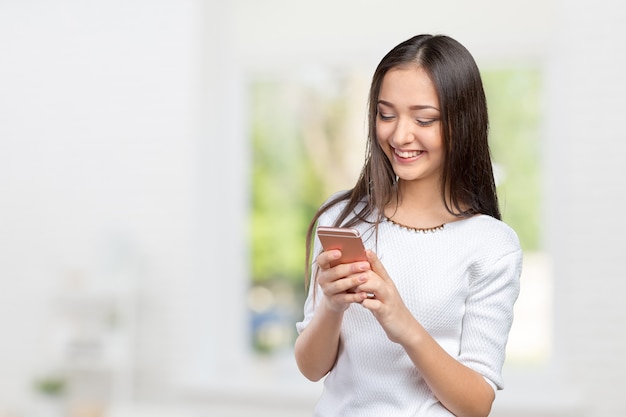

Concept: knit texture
[[296, 197, 522, 417]]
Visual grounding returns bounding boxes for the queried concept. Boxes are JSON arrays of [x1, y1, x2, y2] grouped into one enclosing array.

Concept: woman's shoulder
[[449, 214, 521, 254], [466, 214, 519, 237]]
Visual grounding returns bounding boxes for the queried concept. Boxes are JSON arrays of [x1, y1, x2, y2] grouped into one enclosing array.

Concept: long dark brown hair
[[304, 34, 500, 282]]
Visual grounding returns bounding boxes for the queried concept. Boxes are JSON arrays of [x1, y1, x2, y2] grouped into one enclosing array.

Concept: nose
[[392, 116, 415, 146]]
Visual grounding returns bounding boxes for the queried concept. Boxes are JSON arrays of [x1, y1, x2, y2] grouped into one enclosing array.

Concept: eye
[[416, 118, 439, 127], [378, 111, 395, 121]]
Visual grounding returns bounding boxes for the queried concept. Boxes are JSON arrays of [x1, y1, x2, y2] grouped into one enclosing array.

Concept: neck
[[385, 179, 457, 228], [397, 178, 446, 210]]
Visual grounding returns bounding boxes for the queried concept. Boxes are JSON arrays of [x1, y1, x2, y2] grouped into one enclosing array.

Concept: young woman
[[294, 34, 522, 417]]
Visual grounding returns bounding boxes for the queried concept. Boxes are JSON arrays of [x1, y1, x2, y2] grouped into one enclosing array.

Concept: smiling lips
[[394, 148, 423, 159]]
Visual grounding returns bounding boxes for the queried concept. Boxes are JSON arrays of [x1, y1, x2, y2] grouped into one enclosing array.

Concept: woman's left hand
[[355, 250, 418, 344]]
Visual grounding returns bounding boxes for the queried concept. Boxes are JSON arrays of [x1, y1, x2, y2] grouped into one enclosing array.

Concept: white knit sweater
[[296, 197, 522, 416]]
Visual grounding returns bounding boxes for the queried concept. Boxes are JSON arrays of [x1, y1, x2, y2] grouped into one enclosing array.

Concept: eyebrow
[[377, 99, 440, 111]]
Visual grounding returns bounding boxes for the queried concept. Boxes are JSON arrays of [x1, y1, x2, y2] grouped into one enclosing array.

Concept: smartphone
[[317, 226, 367, 267]]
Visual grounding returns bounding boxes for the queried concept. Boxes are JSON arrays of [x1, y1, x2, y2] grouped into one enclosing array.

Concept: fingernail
[[358, 274, 367, 282], [359, 262, 369, 271]]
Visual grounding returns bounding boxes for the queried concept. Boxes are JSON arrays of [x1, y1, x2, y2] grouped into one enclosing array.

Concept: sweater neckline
[[384, 216, 446, 233], [383, 213, 485, 233]]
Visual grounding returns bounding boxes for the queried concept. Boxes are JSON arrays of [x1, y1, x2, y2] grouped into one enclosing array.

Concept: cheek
[[425, 129, 444, 152], [375, 123, 392, 144]]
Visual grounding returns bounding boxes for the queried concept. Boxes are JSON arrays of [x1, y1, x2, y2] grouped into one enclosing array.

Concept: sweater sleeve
[[295, 207, 332, 335], [295, 254, 321, 335], [458, 246, 522, 391]]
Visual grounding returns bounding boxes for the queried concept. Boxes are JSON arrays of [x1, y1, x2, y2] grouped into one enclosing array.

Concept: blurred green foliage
[[483, 68, 542, 251], [250, 81, 326, 284]]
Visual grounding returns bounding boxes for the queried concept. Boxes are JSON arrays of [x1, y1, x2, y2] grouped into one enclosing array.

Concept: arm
[[294, 250, 371, 381], [357, 250, 518, 417], [395, 316, 495, 417], [294, 298, 345, 381]]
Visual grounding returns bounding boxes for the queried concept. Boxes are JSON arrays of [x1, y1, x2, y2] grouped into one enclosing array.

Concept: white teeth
[[395, 149, 422, 158]]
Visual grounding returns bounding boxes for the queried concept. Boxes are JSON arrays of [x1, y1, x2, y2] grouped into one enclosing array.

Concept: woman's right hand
[[295, 250, 370, 381], [316, 250, 372, 312]]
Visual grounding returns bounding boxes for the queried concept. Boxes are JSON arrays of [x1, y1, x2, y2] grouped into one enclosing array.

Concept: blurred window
[[248, 66, 551, 365]]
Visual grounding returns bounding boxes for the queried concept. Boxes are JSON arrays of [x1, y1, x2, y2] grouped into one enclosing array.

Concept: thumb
[[366, 249, 392, 283]]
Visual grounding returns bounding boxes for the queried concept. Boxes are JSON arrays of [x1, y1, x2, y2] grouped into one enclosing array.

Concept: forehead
[[378, 65, 439, 107]]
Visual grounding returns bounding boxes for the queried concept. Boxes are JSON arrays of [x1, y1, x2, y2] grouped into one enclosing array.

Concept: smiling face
[[375, 65, 444, 188]]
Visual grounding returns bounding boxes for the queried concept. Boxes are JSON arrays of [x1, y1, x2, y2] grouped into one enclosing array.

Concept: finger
[[334, 291, 369, 305], [354, 280, 378, 297], [360, 297, 383, 310], [365, 250, 392, 283], [317, 250, 342, 270], [324, 259, 371, 279], [331, 273, 368, 294]]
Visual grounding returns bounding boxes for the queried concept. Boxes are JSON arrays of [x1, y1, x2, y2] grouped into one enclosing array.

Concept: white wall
[[544, 1, 626, 416], [0, 0, 201, 407], [1, 1, 626, 416]]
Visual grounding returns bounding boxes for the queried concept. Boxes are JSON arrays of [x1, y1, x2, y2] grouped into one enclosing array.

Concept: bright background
[[1, 1, 625, 417]]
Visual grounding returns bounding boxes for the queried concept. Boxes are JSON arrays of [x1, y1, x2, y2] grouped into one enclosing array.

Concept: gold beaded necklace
[[385, 216, 445, 233]]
